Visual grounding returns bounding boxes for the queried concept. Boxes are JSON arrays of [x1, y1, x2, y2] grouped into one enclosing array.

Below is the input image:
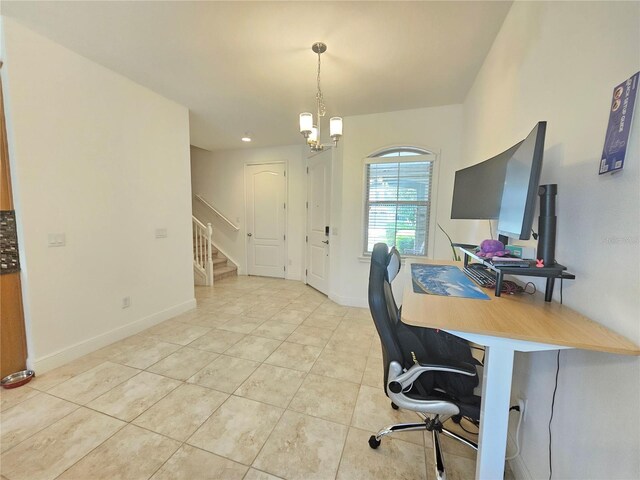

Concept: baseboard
[[28, 298, 197, 374], [329, 292, 368, 308]]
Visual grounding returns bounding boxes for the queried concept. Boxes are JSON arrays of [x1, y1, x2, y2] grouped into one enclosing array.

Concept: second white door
[[306, 151, 331, 294], [245, 163, 286, 278]]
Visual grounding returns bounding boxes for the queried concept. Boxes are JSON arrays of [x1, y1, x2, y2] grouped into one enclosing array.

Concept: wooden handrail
[[194, 194, 240, 231]]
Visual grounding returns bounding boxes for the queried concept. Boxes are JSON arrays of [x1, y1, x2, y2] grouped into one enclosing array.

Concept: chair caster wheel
[[368, 435, 381, 449], [391, 402, 399, 410]]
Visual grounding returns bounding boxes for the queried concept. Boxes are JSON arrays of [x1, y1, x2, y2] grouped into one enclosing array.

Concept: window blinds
[[365, 160, 433, 256]]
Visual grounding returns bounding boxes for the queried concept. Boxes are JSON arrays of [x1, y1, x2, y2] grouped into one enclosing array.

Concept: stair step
[[213, 265, 237, 281], [212, 257, 227, 266]]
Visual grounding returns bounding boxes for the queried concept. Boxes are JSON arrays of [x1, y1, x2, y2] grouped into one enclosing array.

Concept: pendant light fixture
[[299, 42, 342, 151]]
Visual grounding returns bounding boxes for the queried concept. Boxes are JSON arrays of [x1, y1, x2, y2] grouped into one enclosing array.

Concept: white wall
[[462, 2, 640, 478], [2, 18, 195, 373], [190, 144, 306, 280], [330, 105, 464, 306]]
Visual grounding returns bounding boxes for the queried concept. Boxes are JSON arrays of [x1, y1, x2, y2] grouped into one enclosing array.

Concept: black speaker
[[537, 184, 557, 266]]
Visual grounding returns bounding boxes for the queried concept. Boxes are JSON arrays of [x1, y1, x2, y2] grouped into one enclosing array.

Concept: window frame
[[362, 147, 439, 258]]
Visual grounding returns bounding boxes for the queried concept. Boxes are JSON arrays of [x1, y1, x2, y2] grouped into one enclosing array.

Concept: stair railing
[[192, 215, 214, 285], [194, 194, 240, 231]]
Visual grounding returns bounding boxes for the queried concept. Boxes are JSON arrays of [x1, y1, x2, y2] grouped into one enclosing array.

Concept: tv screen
[[451, 141, 523, 220], [497, 122, 547, 240]]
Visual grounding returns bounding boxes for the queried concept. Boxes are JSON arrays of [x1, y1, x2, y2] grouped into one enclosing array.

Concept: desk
[[401, 259, 640, 480]]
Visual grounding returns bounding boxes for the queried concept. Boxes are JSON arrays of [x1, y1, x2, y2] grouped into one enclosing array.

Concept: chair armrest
[[388, 361, 476, 393]]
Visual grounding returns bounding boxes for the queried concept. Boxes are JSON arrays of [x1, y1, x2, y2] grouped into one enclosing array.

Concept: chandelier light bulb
[[329, 117, 343, 138], [299, 113, 313, 135]]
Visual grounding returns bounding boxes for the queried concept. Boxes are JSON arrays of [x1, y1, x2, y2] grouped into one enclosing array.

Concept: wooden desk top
[[401, 260, 640, 356]]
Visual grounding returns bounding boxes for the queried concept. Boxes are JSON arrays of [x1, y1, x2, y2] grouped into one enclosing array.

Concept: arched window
[[364, 147, 436, 256]]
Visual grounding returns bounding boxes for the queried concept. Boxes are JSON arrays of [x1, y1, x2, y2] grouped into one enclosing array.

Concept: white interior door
[[306, 151, 331, 294], [245, 163, 286, 278]]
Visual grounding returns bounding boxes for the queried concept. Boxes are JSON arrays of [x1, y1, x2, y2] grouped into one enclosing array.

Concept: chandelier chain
[[316, 50, 326, 117]]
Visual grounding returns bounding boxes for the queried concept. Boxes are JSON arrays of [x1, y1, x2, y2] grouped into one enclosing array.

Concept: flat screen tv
[[451, 141, 523, 220], [497, 121, 547, 240]]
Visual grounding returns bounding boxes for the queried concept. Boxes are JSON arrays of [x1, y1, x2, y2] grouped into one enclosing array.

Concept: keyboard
[[464, 265, 497, 287]]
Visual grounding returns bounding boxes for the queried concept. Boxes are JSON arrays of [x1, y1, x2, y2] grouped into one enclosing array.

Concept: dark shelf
[[457, 246, 575, 302]]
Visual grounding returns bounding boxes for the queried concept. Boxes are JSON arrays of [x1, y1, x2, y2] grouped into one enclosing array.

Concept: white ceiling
[[2, 1, 511, 151]]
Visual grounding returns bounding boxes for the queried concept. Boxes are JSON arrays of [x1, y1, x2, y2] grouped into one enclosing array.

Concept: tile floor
[[0, 275, 511, 480]]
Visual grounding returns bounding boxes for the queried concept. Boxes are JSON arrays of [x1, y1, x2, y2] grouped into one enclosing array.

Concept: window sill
[[358, 255, 429, 264]]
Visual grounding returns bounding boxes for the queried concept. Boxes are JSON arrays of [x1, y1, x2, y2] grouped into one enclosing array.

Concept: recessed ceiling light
[[241, 133, 252, 142]]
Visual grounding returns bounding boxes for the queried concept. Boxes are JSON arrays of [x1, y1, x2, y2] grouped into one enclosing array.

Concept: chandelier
[[299, 42, 343, 151]]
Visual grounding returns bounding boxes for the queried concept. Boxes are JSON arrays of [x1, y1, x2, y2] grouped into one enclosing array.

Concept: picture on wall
[[599, 71, 639, 175]]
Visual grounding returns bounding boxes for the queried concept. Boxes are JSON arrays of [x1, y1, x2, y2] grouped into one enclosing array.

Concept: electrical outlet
[[122, 296, 131, 309], [517, 398, 527, 423]]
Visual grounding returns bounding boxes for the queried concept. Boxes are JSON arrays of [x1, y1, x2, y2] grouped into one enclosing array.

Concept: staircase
[[192, 215, 237, 285], [210, 245, 238, 281]]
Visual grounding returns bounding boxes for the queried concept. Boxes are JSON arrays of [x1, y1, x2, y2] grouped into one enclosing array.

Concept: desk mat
[[411, 264, 490, 300]]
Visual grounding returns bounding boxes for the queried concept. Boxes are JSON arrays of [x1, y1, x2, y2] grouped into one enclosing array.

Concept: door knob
[[322, 240, 329, 245], [247, 233, 252, 237]]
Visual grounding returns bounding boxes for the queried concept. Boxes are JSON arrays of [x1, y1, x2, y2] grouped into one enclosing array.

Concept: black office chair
[[367, 243, 481, 479]]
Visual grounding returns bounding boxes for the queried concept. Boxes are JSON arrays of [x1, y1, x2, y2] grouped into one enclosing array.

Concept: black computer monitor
[[497, 121, 547, 240], [451, 141, 523, 219]]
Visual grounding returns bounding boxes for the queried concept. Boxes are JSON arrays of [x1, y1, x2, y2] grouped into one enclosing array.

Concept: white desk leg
[[475, 345, 515, 480]]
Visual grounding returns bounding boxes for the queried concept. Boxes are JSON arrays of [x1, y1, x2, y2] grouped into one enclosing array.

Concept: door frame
[[304, 149, 332, 293], [243, 160, 288, 278]]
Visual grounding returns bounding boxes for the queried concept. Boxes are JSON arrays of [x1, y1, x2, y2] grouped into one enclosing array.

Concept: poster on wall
[[599, 71, 639, 175]]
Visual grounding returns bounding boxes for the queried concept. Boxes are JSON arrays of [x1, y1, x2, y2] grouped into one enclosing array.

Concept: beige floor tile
[[310, 349, 367, 384], [0, 393, 78, 453], [151, 445, 248, 480], [235, 364, 305, 408], [47, 361, 140, 405], [177, 312, 231, 329], [361, 355, 383, 388], [218, 316, 265, 334], [57, 424, 180, 480], [369, 338, 383, 358], [111, 336, 182, 369], [188, 329, 245, 353], [28, 355, 107, 392], [147, 323, 212, 346], [0, 408, 124, 480], [243, 468, 284, 480], [263, 342, 322, 372], [187, 395, 283, 465], [286, 324, 333, 348], [87, 371, 181, 421], [336, 427, 427, 480], [351, 385, 424, 446], [315, 301, 350, 317], [224, 335, 282, 362], [288, 373, 360, 425], [146, 347, 218, 380], [282, 302, 318, 314], [244, 305, 283, 320], [324, 334, 372, 356], [345, 307, 371, 319], [253, 410, 348, 480], [0, 385, 39, 411], [217, 303, 252, 315], [188, 355, 259, 393], [251, 320, 298, 340], [302, 313, 343, 330], [139, 320, 182, 339], [270, 309, 312, 325], [133, 384, 228, 441]]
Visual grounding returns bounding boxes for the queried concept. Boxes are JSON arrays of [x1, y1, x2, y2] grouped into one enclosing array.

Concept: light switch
[[155, 228, 168, 238]]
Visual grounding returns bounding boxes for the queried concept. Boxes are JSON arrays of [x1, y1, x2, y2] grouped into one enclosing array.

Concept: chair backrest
[[368, 243, 406, 394]]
